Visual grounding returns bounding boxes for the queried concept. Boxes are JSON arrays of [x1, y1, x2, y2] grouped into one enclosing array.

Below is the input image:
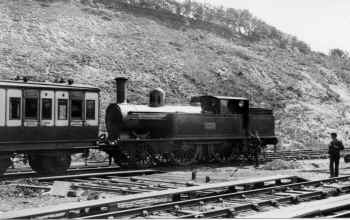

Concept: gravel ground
[[0, 158, 349, 213], [151, 159, 350, 184]]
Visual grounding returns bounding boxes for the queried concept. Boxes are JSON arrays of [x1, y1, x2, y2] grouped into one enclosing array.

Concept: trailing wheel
[[28, 152, 71, 175], [0, 154, 11, 175]]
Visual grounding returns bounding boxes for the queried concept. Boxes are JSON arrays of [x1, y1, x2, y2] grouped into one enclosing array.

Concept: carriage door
[[0, 88, 5, 127], [55, 91, 69, 126], [85, 92, 98, 126], [70, 91, 84, 126], [23, 90, 39, 127], [7, 89, 22, 127], [40, 90, 54, 126]]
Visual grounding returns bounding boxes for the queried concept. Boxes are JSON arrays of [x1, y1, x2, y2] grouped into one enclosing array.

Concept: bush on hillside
[[329, 48, 349, 59], [95, 0, 309, 51]]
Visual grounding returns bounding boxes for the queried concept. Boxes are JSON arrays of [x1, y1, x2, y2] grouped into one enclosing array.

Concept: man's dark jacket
[[329, 140, 344, 158]]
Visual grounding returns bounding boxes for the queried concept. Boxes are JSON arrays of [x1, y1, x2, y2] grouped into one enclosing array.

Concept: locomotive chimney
[[115, 77, 128, 104]]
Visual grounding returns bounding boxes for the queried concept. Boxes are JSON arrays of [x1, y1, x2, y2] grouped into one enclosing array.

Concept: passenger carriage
[[0, 78, 100, 174]]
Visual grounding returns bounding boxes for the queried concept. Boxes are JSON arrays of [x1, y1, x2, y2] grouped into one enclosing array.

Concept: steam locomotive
[[103, 77, 277, 168], [0, 77, 277, 175]]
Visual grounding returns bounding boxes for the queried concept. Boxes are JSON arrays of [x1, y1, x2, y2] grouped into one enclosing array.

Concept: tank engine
[[104, 77, 277, 168]]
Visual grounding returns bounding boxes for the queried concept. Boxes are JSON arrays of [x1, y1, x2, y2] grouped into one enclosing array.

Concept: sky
[[200, 0, 350, 53]]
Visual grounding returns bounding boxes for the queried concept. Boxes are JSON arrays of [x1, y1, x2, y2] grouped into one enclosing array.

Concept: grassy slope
[[1, 0, 350, 149]]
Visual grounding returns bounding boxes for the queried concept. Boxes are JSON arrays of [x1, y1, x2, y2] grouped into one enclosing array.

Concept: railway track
[[81, 175, 350, 219], [250, 193, 350, 218], [6, 169, 166, 197], [3, 175, 350, 219], [0, 175, 308, 219], [264, 148, 350, 161], [0, 165, 129, 181]]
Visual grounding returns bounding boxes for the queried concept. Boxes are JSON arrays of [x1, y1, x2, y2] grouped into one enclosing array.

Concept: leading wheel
[[112, 146, 157, 169], [28, 152, 71, 175]]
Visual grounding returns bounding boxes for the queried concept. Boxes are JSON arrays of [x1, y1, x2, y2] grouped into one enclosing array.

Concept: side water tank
[[149, 88, 165, 107]]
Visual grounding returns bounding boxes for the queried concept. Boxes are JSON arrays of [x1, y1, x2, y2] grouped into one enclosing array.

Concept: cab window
[[58, 99, 68, 120], [86, 100, 95, 120], [71, 99, 83, 120], [42, 98, 52, 120], [9, 97, 21, 120], [25, 98, 38, 119]]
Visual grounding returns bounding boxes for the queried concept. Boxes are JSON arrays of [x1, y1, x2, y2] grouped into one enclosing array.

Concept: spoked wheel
[[170, 143, 198, 166], [111, 150, 132, 169], [154, 153, 173, 166], [211, 144, 232, 164], [134, 148, 157, 169], [0, 154, 11, 176], [28, 152, 71, 175], [111, 145, 157, 169], [229, 152, 243, 162]]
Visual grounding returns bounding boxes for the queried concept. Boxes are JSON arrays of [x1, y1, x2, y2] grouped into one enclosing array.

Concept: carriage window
[[25, 98, 38, 119], [71, 99, 83, 120], [42, 98, 52, 120], [9, 97, 21, 120], [86, 100, 95, 120], [227, 101, 235, 114], [58, 99, 68, 120], [220, 100, 229, 114]]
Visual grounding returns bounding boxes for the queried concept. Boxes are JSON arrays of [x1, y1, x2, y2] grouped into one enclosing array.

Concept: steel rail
[[264, 148, 350, 161], [35, 169, 163, 182], [250, 193, 350, 218], [0, 175, 303, 219], [82, 175, 350, 219], [0, 169, 162, 181], [1, 165, 121, 180]]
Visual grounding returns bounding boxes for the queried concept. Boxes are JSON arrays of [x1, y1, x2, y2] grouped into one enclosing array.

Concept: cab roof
[[0, 79, 100, 92], [190, 95, 248, 103]]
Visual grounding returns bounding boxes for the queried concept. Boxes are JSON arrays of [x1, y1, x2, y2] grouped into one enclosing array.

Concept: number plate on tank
[[204, 122, 216, 130]]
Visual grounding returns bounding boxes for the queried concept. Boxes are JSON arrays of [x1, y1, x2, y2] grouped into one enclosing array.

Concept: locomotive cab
[[190, 96, 249, 115]]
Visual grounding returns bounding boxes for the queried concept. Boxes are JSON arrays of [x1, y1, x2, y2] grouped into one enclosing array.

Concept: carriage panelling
[[0, 127, 98, 151], [0, 80, 100, 152], [6, 89, 22, 127], [85, 92, 99, 126], [23, 89, 40, 127], [0, 89, 5, 126], [55, 91, 69, 127], [40, 90, 54, 127]]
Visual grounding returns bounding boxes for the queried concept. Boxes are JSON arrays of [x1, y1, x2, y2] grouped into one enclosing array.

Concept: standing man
[[250, 131, 262, 168], [329, 133, 344, 177]]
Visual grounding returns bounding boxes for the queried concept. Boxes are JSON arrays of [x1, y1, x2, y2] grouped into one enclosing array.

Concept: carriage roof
[[0, 79, 100, 92]]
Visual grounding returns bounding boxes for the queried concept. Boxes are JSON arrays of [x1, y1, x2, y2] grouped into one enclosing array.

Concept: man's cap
[[331, 132, 337, 136]]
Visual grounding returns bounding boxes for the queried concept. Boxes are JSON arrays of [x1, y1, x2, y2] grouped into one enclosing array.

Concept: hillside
[[1, 0, 350, 149]]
